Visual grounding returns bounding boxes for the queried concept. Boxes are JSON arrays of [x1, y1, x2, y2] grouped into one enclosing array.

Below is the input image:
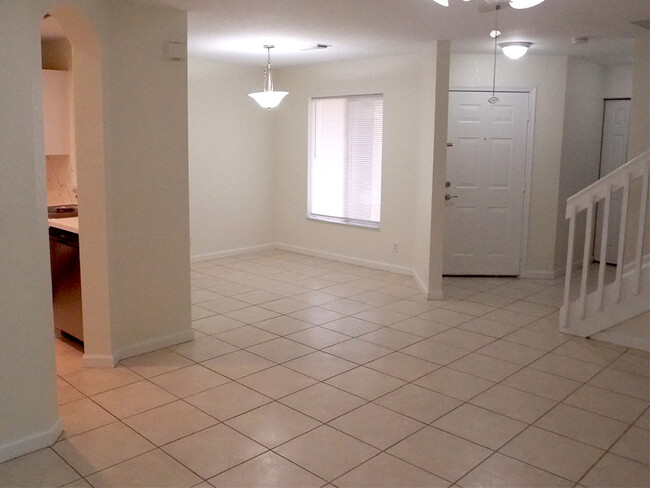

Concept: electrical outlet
[[393, 243, 399, 254]]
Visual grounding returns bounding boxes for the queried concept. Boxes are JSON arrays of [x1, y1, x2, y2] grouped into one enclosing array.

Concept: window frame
[[307, 93, 384, 230]]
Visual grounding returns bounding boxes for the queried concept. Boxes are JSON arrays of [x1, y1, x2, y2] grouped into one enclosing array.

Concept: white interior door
[[594, 99, 631, 265], [444, 91, 529, 276]]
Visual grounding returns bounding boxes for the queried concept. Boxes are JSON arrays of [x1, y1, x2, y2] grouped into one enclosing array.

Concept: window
[[308, 94, 384, 228]]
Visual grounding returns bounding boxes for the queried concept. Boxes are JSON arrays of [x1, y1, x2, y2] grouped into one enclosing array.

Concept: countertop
[[48, 217, 79, 234]]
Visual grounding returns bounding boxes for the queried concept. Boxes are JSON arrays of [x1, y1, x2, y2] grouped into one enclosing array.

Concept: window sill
[[307, 215, 380, 230]]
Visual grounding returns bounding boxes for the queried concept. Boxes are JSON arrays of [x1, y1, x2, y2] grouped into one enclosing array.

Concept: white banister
[[633, 169, 649, 294], [579, 200, 595, 318], [615, 176, 630, 303], [597, 189, 611, 310], [561, 207, 576, 328]]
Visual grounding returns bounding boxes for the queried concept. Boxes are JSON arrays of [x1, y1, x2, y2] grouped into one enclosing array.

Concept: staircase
[[560, 150, 649, 342]]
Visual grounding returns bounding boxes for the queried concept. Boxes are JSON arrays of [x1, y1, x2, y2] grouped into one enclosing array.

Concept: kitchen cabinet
[[42, 69, 71, 155]]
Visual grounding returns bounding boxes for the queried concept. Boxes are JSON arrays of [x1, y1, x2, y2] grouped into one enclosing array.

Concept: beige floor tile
[[275, 425, 379, 481], [121, 349, 194, 379], [402, 339, 470, 365], [535, 403, 628, 449], [564, 385, 649, 423], [352, 291, 401, 307], [171, 337, 238, 362], [377, 284, 420, 299], [482, 309, 538, 326], [610, 426, 650, 465], [353, 308, 410, 326], [500, 426, 603, 482], [261, 297, 311, 314], [162, 424, 266, 479], [123, 400, 218, 446], [390, 317, 450, 338], [477, 340, 546, 365], [458, 452, 573, 488], [59, 398, 117, 439], [239, 365, 317, 399], [320, 316, 383, 336], [335, 452, 449, 487], [247, 337, 315, 363], [503, 368, 581, 401], [192, 314, 246, 335], [503, 328, 569, 351], [610, 350, 650, 378], [150, 364, 229, 397], [470, 384, 557, 424], [502, 300, 558, 317], [85, 449, 201, 487], [91, 380, 176, 419], [191, 305, 215, 321], [357, 328, 422, 349], [192, 288, 222, 304], [415, 367, 493, 401], [61, 477, 92, 487], [388, 426, 492, 482], [433, 404, 527, 450], [0, 448, 80, 488], [57, 377, 85, 405], [232, 289, 283, 305], [429, 328, 495, 352], [448, 353, 521, 382], [186, 382, 270, 420], [320, 298, 374, 315], [635, 408, 649, 430], [199, 297, 250, 314], [291, 291, 339, 306], [376, 384, 462, 423], [62, 365, 142, 396], [330, 403, 424, 449], [366, 352, 439, 381], [552, 340, 622, 366], [201, 350, 274, 379], [225, 306, 280, 324], [581, 453, 650, 487], [53, 422, 154, 476], [213, 325, 278, 348], [323, 338, 392, 364], [588, 367, 649, 401], [440, 300, 496, 317], [529, 353, 603, 382], [208, 451, 324, 487], [288, 306, 345, 325], [285, 326, 349, 349], [383, 299, 439, 317], [283, 351, 357, 380], [465, 293, 517, 308], [254, 316, 313, 336], [226, 402, 320, 448], [280, 383, 366, 422], [458, 317, 520, 338], [326, 366, 405, 400], [418, 308, 474, 326]]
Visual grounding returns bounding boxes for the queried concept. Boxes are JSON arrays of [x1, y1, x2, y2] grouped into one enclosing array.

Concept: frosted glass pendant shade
[[432, 0, 449, 5], [499, 42, 533, 60], [509, 0, 545, 9], [248, 90, 289, 109]]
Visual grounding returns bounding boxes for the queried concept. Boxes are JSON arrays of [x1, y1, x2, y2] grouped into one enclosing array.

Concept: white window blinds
[[309, 94, 383, 227]]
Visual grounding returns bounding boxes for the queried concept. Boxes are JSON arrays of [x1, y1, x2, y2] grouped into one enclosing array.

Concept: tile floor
[[1, 249, 648, 487]]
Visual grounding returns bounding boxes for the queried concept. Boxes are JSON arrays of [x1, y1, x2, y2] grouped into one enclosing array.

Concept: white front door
[[594, 99, 631, 265], [444, 91, 529, 276]]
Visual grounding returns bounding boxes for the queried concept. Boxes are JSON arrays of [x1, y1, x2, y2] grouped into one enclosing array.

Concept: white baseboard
[[276, 243, 413, 276], [411, 270, 443, 300], [114, 329, 195, 363], [191, 243, 276, 263], [82, 354, 117, 368], [0, 418, 62, 464]]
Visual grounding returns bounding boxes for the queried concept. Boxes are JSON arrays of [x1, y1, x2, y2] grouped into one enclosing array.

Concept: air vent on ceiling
[[631, 20, 650, 30]]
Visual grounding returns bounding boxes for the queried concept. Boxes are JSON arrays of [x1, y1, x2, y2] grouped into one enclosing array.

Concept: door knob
[[445, 194, 458, 201]]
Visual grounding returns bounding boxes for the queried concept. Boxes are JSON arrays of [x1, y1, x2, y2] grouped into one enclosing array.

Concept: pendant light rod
[[489, 5, 500, 104]]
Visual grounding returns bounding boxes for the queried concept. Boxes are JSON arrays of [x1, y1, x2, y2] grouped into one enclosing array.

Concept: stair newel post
[[597, 187, 612, 311], [561, 205, 577, 329], [580, 199, 595, 319]]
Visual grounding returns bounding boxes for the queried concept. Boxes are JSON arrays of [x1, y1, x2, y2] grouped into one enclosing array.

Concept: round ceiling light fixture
[[509, 0, 545, 9], [499, 41, 533, 59]]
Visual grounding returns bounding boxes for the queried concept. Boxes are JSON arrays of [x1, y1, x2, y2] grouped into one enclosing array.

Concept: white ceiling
[[94, 0, 650, 66]]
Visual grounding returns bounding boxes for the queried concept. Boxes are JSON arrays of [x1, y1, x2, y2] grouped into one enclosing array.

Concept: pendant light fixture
[[248, 45, 288, 109], [488, 5, 500, 104], [431, 0, 544, 8], [499, 41, 533, 59]]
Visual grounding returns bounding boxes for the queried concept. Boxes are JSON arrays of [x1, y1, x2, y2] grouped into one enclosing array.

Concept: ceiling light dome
[[499, 41, 533, 59], [509, 0, 545, 9]]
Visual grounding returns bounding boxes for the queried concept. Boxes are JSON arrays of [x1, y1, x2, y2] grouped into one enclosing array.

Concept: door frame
[[447, 87, 536, 276]]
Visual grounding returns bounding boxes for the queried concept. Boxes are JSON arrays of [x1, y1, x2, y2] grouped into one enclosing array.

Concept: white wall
[[273, 53, 430, 273], [603, 64, 633, 99], [0, 0, 191, 462], [188, 59, 275, 259], [554, 57, 605, 271], [449, 54, 569, 277], [628, 37, 649, 159]]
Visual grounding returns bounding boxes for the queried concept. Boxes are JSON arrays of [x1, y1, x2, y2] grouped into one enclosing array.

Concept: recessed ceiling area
[[138, 0, 648, 66]]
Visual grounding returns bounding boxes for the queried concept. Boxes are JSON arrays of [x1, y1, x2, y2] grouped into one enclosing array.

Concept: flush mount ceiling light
[[248, 45, 288, 109], [499, 41, 533, 59], [432, 0, 544, 8]]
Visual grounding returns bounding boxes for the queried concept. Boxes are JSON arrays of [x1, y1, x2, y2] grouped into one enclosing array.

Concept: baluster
[[597, 188, 611, 310], [580, 200, 595, 319], [561, 206, 576, 328], [633, 169, 649, 294], [615, 175, 631, 302]]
